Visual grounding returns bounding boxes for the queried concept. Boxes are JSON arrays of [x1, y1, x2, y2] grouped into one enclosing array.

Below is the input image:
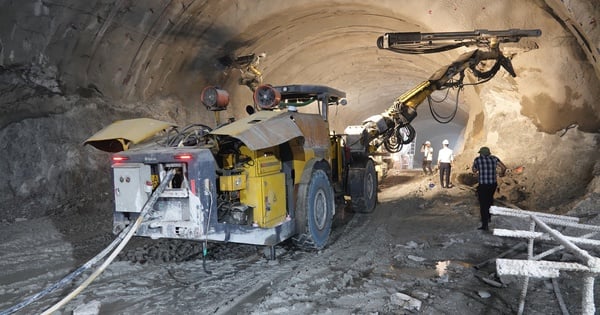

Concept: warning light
[[175, 154, 193, 161], [112, 156, 129, 162]]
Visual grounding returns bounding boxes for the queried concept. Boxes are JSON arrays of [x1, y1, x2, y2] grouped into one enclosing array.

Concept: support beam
[[496, 259, 591, 277], [490, 206, 579, 223], [490, 206, 600, 314], [493, 229, 600, 246], [530, 216, 600, 271]]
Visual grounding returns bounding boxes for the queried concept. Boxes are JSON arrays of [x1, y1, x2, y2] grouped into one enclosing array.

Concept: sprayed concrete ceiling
[[1, 0, 598, 130], [0, 0, 599, 213]]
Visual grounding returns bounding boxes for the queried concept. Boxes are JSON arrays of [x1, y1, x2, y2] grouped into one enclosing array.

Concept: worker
[[437, 139, 453, 188], [420, 141, 434, 175], [472, 146, 507, 231]]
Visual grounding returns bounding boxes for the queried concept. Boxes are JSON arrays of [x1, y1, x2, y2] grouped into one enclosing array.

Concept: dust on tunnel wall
[[0, 0, 599, 217], [1, 1, 595, 120], [0, 0, 564, 124]]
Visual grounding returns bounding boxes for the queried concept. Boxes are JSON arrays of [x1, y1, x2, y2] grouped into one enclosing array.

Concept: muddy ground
[[0, 169, 598, 314]]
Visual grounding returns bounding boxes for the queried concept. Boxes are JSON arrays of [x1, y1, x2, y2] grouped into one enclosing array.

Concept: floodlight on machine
[[253, 84, 281, 110], [201, 86, 230, 111]]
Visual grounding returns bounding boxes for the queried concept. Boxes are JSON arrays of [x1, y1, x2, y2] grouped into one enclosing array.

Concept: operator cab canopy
[[211, 84, 347, 151], [84, 85, 347, 153]]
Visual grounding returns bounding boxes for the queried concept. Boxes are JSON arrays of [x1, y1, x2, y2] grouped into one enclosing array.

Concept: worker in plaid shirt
[[472, 146, 507, 231]]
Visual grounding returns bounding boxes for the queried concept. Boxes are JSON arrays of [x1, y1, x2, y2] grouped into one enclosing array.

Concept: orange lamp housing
[[253, 85, 281, 110], [201, 86, 230, 111]]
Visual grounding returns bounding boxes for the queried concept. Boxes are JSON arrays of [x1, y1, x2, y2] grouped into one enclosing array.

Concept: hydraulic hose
[[202, 180, 213, 275], [0, 169, 175, 315], [40, 169, 176, 315], [1, 221, 129, 315]]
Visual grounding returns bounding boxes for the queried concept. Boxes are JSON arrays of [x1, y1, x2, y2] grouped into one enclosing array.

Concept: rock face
[[0, 0, 598, 219]]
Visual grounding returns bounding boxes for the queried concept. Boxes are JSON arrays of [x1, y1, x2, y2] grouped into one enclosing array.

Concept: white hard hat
[[442, 139, 449, 145], [425, 141, 431, 145]]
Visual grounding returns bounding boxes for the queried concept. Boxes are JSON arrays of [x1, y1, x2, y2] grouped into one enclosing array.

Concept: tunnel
[[0, 0, 599, 313], [1, 0, 598, 217]]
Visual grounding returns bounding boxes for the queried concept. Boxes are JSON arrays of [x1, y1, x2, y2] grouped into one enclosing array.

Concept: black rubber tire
[[292, 169, 334, 250], [349, 159, 377, 213]]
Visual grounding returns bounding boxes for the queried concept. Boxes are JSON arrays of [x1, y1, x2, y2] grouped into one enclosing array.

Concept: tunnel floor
[[1, 169, 598, 314]]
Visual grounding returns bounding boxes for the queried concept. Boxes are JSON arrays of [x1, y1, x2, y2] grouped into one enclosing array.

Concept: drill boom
[[352, 29, 542, 154], [378, 28, 542, 51]]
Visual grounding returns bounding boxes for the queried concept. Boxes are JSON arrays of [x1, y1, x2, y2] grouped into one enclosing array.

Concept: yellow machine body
[[219, 174, 246, 191], [233, 146, 288, 228]]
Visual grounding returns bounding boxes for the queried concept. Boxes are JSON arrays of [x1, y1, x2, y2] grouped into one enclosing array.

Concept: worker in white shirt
[[437, 139, 454, 188], [420, 141, 434, 175]]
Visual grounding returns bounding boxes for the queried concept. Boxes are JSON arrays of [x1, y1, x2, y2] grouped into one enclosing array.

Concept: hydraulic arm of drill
[[346, 29, 541, 155]]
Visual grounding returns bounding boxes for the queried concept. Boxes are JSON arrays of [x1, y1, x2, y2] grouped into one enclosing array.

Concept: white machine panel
[[113, 163, 152, 213]]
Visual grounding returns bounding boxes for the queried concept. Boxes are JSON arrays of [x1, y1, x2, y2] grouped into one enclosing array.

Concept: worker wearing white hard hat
[[420, 140, 434, 175], [437, 139, 454, 188]]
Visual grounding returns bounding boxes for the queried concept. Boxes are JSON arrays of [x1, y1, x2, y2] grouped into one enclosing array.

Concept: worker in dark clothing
[[472, 146, 507, 231]]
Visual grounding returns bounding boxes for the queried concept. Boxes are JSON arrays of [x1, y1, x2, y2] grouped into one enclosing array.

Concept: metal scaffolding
[[490, 206, 600, 315]]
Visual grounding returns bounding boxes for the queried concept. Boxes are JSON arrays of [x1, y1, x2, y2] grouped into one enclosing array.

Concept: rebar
[[490, 207, 599, 314]]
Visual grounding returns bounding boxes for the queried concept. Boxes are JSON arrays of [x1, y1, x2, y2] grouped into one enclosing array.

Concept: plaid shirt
[[472, 155, 502, 184]]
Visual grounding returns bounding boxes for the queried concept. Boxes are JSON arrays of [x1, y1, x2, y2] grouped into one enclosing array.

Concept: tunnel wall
[[0, 0, 598, 219]]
